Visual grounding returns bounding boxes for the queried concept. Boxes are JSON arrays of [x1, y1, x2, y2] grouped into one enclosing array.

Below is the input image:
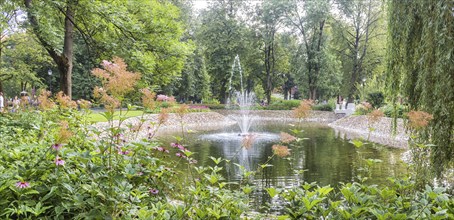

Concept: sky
[[192, 0, 209, 10]]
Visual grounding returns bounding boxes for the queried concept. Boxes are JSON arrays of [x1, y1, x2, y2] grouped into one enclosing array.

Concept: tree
[[0, 32, 52, 96], [387, 0, 454, 177], [20, 0, 191, 98], [253, 0, 286, 103], [174, 47, 211, 103], [333, 0, 383, 102], [283, 0, 330, 100], [196, 0, 247, 103]]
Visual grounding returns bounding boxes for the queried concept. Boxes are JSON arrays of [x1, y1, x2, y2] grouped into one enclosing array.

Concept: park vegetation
[[0, 0, 453, 218]]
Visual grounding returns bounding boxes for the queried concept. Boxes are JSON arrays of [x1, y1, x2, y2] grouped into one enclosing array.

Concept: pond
[[160, 121, 407, 210]]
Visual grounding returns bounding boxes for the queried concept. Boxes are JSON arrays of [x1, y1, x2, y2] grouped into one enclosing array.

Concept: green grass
[[88, 110, 145, 122]]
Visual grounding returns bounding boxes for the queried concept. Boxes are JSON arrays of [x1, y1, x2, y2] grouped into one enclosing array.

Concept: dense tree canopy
[[387, 0, 453, 177]]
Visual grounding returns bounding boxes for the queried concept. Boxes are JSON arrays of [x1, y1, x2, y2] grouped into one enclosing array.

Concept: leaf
[[266, 187, 279, 198]]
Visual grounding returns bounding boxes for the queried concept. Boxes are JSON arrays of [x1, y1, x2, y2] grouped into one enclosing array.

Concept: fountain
[[226, 55, 257, 135], [200, 55, 279, 177]]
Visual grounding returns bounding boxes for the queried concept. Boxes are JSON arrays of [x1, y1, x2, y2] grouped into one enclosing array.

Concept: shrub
[[355, 101, 373, 115], [266, 99, 301, 110], [366, 92, 385, 108], [312, 103, 333, 111], [382, 104, 406, 118]]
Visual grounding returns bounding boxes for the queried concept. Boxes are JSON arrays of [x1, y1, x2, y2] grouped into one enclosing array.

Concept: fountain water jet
[[227, 55, 257, 135]]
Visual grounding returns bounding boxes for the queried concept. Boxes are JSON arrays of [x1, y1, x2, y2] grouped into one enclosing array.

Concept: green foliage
[[265, 99, 301, 110], [366, 92, 385, 108], [279, 180, 453, 219], [312, 103, 334, 111], [1, 105, 453, 218], [381, 104, 406, 118], [387, 0, 454, 176]]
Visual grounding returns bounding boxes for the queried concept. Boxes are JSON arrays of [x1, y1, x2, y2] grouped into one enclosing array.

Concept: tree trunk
[[61, 4, 74, 98], [24, 0, 74, 98]]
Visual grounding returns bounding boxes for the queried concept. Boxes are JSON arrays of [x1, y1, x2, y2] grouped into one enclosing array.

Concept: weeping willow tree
[[387, 0, 453, 178]]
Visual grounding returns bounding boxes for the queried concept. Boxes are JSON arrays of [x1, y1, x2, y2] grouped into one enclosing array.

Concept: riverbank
[[91, 110, 409, 149], [329, 115, 409, 149]]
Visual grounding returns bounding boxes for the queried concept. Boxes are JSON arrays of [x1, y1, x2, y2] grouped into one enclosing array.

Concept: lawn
[[88, 110, 145, 122]]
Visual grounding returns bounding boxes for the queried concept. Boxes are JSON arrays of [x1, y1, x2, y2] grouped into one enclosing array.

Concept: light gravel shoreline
[[92, 110, 409, 149]]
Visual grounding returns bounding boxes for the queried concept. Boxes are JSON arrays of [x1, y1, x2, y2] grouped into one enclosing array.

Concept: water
[[226, 55, 257, 134], [162, 122, 407, 210]]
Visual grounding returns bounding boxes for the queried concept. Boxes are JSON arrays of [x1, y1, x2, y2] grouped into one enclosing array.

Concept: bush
[[382, 104, 407, 118], [367, 92, 385, 108], [312, 103, 333, 111], [265, 99, 301, 110]]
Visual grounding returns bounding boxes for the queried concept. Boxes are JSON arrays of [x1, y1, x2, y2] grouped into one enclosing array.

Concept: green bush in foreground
[[0, 99, 452, 219]]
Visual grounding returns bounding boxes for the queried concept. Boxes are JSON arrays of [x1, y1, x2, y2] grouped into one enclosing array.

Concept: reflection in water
[[200, 132, 279, 179], [166, 122, 407, 210]]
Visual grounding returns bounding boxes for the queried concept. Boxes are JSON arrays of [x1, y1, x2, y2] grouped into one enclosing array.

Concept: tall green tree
[[0, 32, 52, 97], [333, 0, 384, 101], [20, 0, 191, 98], [253, 0, 287, 103], [387, 0, 454, 177], [283, 0, 330, 100], [197, 0, 247, 103]]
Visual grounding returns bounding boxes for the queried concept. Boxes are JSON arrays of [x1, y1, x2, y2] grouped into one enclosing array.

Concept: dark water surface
[[160, 121, 407, 209]]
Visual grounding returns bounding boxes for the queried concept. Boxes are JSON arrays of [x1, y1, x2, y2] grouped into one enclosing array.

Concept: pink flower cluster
[[156, 95, 169, 101], [156, 147, 170, 153]]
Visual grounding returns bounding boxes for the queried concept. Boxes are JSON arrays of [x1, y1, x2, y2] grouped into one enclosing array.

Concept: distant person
[[12, 96, 20, 112], [0, 92, 4, 112]]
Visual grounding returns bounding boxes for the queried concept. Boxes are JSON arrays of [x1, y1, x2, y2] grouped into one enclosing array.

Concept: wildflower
[[158, 108, 169, 125], [149, 188, 159, 195], [177, 145, 186, 151], [55, 91, 77, 109], [280, 132, 297, 143], [52, 143, 63, 150], [176, 104, 189, 118], [55, 157, 65, 166], [408, 110, 433, 130], [92, 57, 141, 99], [175, 152, 186, 158], [272, 145, 291, 158], [293, 99, 313, 120], [93, 87, 120, 112], [241, 134, 257, 150], [15, 181, 30, 189], [156, 94, 168, 101], [157, 147, 169, 153], [118, 150, 130, 155], [367, 109, 384, 124], [141, 88, 156, 110], [57, 121, 73, 144], [37, 90, 55, 110], [77, 99, 92, 109]]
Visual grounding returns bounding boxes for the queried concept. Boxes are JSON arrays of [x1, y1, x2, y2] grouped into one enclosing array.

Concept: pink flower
[[149, 188, 159, 195], [52, 144, 62, 150], [15, 181, 30, 189], [176, 152, 186, 158], [156, 147, 169, 153], [156, 94, 168, 101], [55, 157, 65, 166], [118, 150, 130, 155]]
